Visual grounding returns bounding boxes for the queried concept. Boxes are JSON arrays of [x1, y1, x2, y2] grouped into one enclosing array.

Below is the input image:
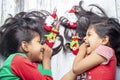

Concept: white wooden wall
[[0, 0, 120, 26], [0, 0, 120, 80]]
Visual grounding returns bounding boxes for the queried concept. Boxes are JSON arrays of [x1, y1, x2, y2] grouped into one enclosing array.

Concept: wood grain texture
[[0, 0, 120, 80]]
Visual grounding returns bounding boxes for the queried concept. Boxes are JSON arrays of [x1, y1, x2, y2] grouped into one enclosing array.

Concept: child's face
[[84, 26, 104, 54], [27, 33, 43, 62]]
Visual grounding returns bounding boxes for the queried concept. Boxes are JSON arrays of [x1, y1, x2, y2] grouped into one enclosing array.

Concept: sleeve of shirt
[[11, 54, 53, 80], [94, 45, 114, 64], [37, 63, 52, 76]]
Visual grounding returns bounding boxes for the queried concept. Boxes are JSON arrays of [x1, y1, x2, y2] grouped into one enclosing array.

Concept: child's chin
[[39, 58, 43, 61]]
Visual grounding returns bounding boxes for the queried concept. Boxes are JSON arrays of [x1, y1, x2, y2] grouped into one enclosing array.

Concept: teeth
[[40, 48, 44, 52]]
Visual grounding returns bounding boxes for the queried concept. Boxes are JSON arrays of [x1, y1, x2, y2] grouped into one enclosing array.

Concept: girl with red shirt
[[0, 11, 53, 80]]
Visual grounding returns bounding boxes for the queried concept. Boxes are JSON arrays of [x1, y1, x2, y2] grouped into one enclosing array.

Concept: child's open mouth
[[86, 44, 90, 47], [40, 48, 44, 54], [84, 41, 90, 47]]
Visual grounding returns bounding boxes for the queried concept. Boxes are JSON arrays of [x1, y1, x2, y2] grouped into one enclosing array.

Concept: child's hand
[[42, 44, 53, 59], [78, 43, 87, 55], [42, 44, 53, 69], [61, 70, 77, 80]]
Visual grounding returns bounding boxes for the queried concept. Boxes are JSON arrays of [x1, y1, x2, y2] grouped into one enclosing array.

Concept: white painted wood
[[0, 0, 2, 25], [15, 0, 24, 13], [116, 67, 120, 80], [116, 0, 120, 21], [24, 0, 52, 12], [2, 0, 16, 24], [0, 0, 120, 80]]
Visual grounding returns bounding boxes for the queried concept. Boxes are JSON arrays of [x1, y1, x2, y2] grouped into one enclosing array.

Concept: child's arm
[[73, 43, 107, 75], [42, 44, 53, 70], [61, 70, 77, 80], [11, 54, 53, 80], [12, 44, 53, 80]]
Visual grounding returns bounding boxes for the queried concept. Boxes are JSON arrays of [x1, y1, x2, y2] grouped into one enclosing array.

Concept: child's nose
[[83, 37, 86, 41], [40, 47, 44, 53]]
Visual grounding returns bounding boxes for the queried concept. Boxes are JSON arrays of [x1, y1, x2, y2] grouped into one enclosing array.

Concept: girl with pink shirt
[[62, 18, 120, 80]]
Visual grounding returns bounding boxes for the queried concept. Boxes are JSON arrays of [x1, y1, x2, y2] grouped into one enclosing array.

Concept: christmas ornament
[[43, 8, 57, 31], [70, 34, 82, 55]]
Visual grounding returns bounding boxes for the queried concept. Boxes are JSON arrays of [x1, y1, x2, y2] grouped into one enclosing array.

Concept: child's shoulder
[[12, 53, 29, 64], [1, 53, 27, 68], [11, 53, 39, 66]]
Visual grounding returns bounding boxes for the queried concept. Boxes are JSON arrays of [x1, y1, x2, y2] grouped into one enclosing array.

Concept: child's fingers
[[42, 44, 53, 57]]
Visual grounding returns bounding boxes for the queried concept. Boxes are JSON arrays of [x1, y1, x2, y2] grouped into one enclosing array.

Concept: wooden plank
[[15, 0, 24, 13], [0, 0, 120, 80], [116, 0, 120, 21], [0, 0, 16, 25], [0, 0, 2, 25]]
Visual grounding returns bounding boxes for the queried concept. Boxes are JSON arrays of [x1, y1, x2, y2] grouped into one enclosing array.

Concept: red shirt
[[11, 54, 53, 80], [86, 45, 116, 80], [77, 45, 117, 80]]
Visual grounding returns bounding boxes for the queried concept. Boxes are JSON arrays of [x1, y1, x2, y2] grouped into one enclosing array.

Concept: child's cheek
[[38, 53, 43, 61]]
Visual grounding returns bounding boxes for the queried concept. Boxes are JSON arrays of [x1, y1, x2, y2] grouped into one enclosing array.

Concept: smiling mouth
[[86, 44, 90, 47], [40, 48, 44, 53], [84, 42, 90, 47]]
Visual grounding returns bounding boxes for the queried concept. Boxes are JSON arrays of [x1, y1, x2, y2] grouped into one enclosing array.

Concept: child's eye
[[38, 41, 41, 43], [87, 33, 91, 36]]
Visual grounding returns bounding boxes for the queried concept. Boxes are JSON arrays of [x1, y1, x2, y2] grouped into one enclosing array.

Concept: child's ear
[[102, 36, 109, 45], [21, 41, 29, 53]]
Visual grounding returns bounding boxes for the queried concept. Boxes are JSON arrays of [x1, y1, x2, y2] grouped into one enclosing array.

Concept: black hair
[[59, 1, 108, 54], [0, 10, 64, 57], [25, 11, 63, 56], [0, 12, 40, 58], [92, 18, 120, 66]]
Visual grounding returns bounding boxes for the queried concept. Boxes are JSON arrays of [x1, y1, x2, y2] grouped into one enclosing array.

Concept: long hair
[[92, 18, 120, 66], [0, 10, 64, 57], [21, 10, 63, 56], [59, 1, 108, 54], [0, 12, 40, 58]]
